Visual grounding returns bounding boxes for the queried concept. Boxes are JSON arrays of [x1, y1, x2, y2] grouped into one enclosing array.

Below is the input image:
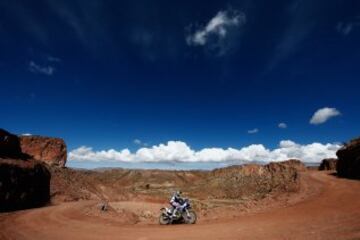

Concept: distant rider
[[170, 191, 184, 218]]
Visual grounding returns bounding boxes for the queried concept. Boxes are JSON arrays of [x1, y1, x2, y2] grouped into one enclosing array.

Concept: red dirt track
[[1, 171, 360, 240]]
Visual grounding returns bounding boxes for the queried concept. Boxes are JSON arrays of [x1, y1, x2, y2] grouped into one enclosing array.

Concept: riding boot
[[171, 209, 177, 218]]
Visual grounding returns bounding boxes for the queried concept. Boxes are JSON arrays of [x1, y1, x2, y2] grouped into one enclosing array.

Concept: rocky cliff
[[0, 129, 66, 212], [336, 137, 360, 179]]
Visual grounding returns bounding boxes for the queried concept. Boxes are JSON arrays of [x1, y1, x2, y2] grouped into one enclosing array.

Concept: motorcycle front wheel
[[159, 214, 171, 225], [184, 210, 197, 224]]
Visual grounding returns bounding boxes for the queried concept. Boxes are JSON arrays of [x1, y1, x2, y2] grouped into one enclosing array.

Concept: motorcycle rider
[[170, 190, 184, 218]]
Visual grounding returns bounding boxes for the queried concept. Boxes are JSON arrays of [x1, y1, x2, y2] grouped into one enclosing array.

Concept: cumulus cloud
[[69, 140, 340, 164], [310, 107, 341, 125], [247, 128, 259, 134], [186, 9, 246, 55], [136, 141, 194, 162], [278, 123, 287, 129], [28, 61, 55, 76], [69, 146, 133, 162]]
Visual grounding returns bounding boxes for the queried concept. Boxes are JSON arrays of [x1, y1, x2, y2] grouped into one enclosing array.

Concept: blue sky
[[1, 0, 359, 168]]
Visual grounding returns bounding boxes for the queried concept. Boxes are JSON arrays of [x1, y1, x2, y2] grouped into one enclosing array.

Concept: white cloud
[[278, 123, 287, 129], [186, 9, 246, 55], [310, 107, 341, 125], [69, 140, 341, 164], [136, 141, 194, 162], [279, 140, 298, 148], [69, 146, 133, 162], [21, 133, 32, 136], [133, 139, 148, 147], [28, 61, 55, 76], [248, 128, 259, 134], [272, 140, 340, 162]]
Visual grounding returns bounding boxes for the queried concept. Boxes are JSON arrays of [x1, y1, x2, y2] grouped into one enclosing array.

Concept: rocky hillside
[[49, 167, 207, 202], [50, 160, 305, 203], [202, 160, 303, 200], [337, 137, 360, 179]]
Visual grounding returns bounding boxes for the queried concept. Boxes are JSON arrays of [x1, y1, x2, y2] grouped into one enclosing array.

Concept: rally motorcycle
[[159, 198, 197, 225]]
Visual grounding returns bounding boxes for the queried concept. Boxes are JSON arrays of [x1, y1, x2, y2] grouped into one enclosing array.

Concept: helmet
[[175, 190, 182, 197]]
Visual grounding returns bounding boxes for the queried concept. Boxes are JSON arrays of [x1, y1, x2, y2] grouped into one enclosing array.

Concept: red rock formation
[[19, 136, 67, 167], [319, 158, 337, 171], [336, 137, 360, 179]]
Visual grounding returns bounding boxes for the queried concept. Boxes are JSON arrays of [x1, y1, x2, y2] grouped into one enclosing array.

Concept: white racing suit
[[169, 194, 185, 218]]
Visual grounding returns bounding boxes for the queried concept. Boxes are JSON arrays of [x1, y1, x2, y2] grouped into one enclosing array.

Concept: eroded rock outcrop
[[0, 159, 50, 212], [319, 158, 337, 171], [20, 135, 67, 167], [336, 137, 360, 179]]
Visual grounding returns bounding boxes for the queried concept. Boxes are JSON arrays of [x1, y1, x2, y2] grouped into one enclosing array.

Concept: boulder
[[0, 159, 50, 212], [19, 136, 67, 167], [336, 137, 360, 179], [319, 158, 337, 171]]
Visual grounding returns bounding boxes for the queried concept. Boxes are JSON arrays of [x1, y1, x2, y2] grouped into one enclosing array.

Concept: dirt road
[[1, 171, 360, 240]]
